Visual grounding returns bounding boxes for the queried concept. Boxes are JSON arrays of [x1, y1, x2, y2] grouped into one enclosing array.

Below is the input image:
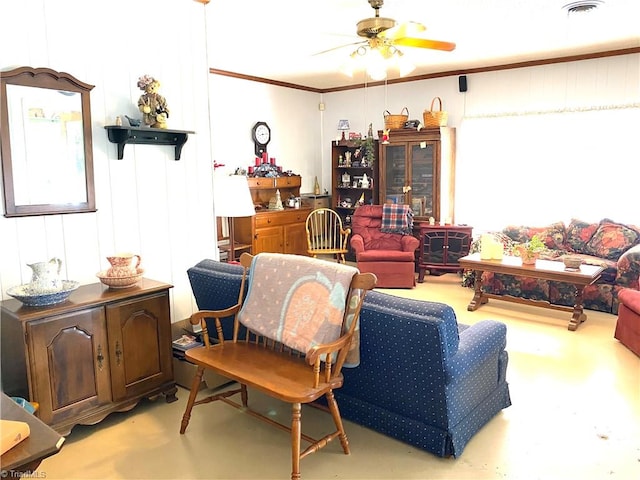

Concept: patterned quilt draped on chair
[[380, 204, 414, 235], [238, 253, 359, 357]]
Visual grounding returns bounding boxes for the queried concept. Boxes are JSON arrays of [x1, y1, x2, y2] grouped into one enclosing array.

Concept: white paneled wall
[[321, 54, 640, 232], [0, 0, 215, 323]]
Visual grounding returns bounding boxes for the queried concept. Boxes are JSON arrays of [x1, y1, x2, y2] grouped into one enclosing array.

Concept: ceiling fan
[[317, 0, 455, 79], [317, 0, 456, 58], [356, 0, 456, 52]]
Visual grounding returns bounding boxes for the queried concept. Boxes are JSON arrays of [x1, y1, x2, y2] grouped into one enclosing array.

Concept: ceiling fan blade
[[312, 40, 366, 56], [381, 21, 426, 41], [392, 36, 456, 51]]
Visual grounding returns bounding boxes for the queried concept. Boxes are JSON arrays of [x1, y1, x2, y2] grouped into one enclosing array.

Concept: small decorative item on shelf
[[314, 176, 320, 195], [249, 155, 287, 178], [361, 173, 370, 188], [354, 136, 375, 166], [338, 119, 350, 141], [115, 115, 123, 126], [124, 115, 142, 127], [381, 129, 390, 144], [268, 189, 284, 211], [137, 74, 169, 128], [344, 151, 352, 166]]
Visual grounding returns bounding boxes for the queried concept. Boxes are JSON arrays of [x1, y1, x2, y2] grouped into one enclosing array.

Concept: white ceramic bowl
[[7, 280, 80, 306]]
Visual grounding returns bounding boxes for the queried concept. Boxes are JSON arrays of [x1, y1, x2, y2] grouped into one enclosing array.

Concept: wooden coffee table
[[459, 253, 605, 331]]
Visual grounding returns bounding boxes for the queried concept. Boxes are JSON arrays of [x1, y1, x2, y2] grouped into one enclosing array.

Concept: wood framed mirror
[[1, 66, 96, 217]]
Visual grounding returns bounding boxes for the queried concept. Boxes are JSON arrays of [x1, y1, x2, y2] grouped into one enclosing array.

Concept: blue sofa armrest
[[444, 320, 510, 428], [446, 320, 507, 382]]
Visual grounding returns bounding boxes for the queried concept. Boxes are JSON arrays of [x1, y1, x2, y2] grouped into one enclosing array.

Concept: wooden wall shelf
[[105, 126, 195, 160]]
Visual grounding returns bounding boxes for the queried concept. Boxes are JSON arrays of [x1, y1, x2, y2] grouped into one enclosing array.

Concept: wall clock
[[252, 121, 271, 157]]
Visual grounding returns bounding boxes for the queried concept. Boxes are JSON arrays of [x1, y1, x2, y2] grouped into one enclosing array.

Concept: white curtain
[[455, 106, 640, 233]]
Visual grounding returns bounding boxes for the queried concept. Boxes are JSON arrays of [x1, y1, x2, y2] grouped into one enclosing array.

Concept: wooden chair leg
[[291, 402, 302, 480], [326, 390, 350, 454], [240, 383, 248, 407], [179, 366, 205, 434]]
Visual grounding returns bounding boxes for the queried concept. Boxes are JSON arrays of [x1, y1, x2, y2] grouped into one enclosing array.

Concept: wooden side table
[[0, 393, 64, 473], [417, 224, 473, 281]]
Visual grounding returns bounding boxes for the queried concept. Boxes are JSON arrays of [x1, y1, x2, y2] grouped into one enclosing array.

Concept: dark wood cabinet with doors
[[0, 279, 177, 435], [377, 128, 456, 223], [418, 224, 473, 281], [331, 139, 379, 260], [235, 176, 312, 256]]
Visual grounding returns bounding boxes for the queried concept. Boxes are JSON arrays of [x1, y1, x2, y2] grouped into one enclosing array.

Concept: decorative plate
[[96, 268, 144, 288], [7, 280, 80, 307]]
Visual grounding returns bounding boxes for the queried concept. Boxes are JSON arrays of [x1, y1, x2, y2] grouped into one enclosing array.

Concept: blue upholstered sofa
[[187, 258, 511, 458]]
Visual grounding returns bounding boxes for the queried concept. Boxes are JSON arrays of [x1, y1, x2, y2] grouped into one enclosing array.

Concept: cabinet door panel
[[382, 144, 407, 203], [255, 225, 284, 254], [28, 307, 111, 425], [107, 293, 172, 401], [423, 230, 446, 264], [446, 231, 472, 264], [410, 142, 435, 217], [284, 222, 308, 255]]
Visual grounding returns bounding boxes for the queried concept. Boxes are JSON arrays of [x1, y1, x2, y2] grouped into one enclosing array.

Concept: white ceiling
[[204, 0, 640, 90]]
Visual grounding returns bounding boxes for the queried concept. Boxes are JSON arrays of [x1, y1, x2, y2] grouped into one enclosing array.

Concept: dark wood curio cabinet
[[331, 139, 379, 261], [377, 128, 456, 223]]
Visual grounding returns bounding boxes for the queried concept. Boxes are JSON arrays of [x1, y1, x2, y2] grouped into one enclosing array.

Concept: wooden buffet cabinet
[[0, 279, 177, 435], [235, 176, 312, 256]]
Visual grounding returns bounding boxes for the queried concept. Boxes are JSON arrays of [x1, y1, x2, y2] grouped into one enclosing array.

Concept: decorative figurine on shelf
[[137, 74, 169, 127], [125, 115, 142, 127], [152, 109, 169, 129], [344, 151, 352, 167], [381, 129, 390, 144], [361, 173, 370, 189]]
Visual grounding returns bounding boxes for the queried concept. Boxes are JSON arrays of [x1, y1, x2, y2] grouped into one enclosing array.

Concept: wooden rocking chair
[[180, 252, 376, 480]]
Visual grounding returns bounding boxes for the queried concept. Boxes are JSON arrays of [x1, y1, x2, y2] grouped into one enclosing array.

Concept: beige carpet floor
[[36, 273, 640, 479]]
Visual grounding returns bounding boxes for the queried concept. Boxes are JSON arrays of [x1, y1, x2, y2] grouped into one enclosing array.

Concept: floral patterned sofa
[[462, 218, 640, 314]]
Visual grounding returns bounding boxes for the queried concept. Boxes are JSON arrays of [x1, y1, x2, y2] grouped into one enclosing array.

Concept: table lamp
[[338, 119, 350, 141], [213, 174, 255, 262]]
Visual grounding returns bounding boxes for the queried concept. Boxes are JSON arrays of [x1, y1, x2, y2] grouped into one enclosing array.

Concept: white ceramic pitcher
[[27, 257, 63, 293]]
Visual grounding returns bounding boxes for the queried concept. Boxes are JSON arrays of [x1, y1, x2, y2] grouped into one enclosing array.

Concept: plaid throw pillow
[[380, 204, 414, 235]]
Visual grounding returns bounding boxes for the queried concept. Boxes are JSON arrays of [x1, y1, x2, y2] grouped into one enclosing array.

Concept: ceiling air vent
[[562, 0, 604, 14]]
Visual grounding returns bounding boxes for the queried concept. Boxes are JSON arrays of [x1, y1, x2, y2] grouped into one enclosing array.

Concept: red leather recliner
[[615, 287, 640, 357], [350, 205, 419, 288]]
